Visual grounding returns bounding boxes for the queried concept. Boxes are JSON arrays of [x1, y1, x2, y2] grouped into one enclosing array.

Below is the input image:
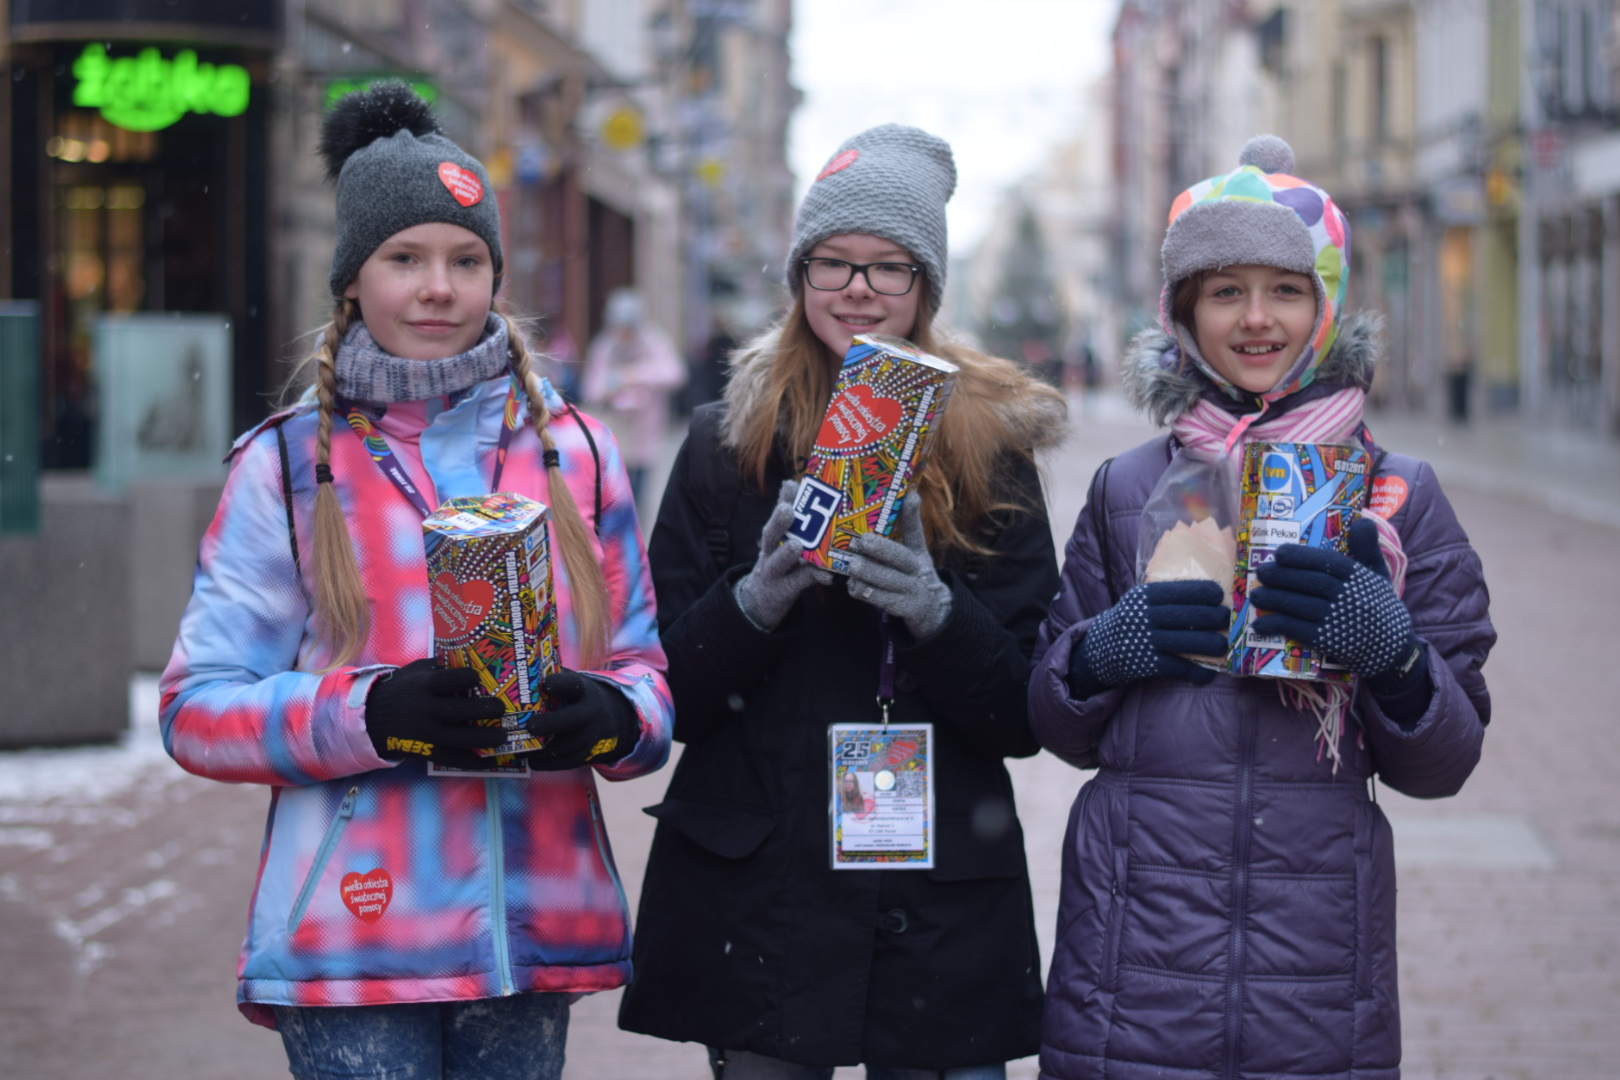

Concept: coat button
[[895, 670, 916, 693], [879, 908, 909, 934]]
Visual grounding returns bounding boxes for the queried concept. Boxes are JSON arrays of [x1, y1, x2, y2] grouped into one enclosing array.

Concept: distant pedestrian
[[583, 286, 687, 501], [617, 123, 1068, 1079], [158, 83, 671, 1080], [1028, 135, 1496, 1079]]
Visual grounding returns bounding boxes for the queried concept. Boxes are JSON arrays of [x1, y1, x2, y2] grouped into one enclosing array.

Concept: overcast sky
[[787, 0, 1117, 254]]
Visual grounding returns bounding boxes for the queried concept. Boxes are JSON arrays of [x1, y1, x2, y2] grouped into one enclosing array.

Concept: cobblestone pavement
[[0, 392, 1615, 1079]]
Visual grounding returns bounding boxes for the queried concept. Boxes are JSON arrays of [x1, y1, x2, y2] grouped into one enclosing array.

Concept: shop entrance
[[12, 43, 263, 471]]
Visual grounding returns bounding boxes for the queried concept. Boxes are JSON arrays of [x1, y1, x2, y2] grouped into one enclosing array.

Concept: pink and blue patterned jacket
[[159, 374, 672, 1028]]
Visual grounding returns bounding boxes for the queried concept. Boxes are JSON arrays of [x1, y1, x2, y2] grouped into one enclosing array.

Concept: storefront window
[[9, 20, 269, 472]]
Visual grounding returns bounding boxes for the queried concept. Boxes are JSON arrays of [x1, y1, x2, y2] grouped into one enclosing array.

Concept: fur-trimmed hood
[[719, 323, 1068, 455], [1121, 309, 1383, 427]]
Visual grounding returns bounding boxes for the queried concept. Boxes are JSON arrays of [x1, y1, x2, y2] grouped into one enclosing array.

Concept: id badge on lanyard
[[828, 614, 936, 869]]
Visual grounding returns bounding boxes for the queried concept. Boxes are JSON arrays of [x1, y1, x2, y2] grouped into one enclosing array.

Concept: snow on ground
[[0, 674, 183, 810]]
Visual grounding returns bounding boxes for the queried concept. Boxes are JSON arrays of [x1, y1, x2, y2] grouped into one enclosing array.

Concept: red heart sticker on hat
[[432, 572, 495, 645], [341, 869, 393, 923], [816, 385, 904, 454], [816, 149, 859, 181], [438, 162, 484, 207]]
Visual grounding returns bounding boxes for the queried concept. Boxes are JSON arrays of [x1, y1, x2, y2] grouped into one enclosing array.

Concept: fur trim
[[1122, 309, 1384, 426], [720, 323, 1067, 455]]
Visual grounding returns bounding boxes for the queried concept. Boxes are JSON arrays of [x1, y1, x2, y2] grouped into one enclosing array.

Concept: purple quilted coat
[[1028, 322, 1495, 1080]]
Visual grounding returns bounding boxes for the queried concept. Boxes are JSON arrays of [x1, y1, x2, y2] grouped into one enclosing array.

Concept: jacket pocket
[[587, 791, 632, 956], [287, 784, 359, 935], [1101, 842, 1129, 990], [644, 798, 777, 860], [1352, 801, 1402, 1066]]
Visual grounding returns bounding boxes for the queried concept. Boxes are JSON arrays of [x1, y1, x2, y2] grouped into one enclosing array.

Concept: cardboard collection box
[[788, 334, 958, 573], [1228, 442, 1370, 682], [423, 493, 559, 756]]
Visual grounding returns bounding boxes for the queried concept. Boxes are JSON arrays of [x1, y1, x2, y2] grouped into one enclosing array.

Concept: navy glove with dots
[[1067, 580, 1230, 700], [1250, 517, 1426, 693]]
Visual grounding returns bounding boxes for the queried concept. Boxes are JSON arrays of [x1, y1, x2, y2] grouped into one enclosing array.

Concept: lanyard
[[877, 612, 896, 727], [341, 378, 524, 518]]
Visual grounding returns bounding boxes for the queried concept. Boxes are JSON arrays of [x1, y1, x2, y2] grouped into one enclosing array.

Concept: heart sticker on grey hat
[[438, 162, 484, 207]]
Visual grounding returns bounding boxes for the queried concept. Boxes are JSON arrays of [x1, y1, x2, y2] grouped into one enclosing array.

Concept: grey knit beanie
[[786, 124, 956, 312], [320, 83, 504, 297]]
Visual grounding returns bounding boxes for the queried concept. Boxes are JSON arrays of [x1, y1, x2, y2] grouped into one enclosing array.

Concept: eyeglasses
[[800, 258, 924, 296]]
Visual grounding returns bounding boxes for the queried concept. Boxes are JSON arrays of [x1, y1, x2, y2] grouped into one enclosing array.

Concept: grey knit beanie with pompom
[[321, 82, 504, 297], [786, 124, 957, 312]]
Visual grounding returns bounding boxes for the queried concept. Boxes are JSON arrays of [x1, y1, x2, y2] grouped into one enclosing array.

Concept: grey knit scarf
[[334, 313, 510, 403]]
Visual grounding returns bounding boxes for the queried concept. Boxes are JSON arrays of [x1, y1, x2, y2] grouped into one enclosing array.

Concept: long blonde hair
[[735, 290, 1063, 559], [300, 300, 610, 669]]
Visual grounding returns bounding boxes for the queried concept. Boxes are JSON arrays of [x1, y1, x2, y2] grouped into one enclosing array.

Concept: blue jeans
[[711, 1048, 1007, 1080], [273, 993, 569, 1080]]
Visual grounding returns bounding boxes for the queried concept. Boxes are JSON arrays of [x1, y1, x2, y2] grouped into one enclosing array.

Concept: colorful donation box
[[1229, 442, 1370, 682], [423, 493, 559, 756], [788, 335, 958, 573]]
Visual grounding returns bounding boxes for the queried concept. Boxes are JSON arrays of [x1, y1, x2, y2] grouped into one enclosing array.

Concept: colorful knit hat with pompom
[[1159, 134, 1351, 403]]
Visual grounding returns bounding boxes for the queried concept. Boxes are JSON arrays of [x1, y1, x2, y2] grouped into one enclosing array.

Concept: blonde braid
[[311, 298, 371, 668], [502, 314, 611, 669]]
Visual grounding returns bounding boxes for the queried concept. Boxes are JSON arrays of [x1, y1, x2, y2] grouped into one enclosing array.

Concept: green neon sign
[[72, 43, 251, 132], [324, 77, 439, 112]]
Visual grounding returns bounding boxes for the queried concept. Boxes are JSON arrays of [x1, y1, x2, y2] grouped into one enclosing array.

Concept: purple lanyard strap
[[877, 612, 896, 727], [341, 376, 524, 519]]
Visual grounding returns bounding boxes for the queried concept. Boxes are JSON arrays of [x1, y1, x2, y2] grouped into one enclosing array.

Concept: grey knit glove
[[733, 480, 833, 632], [845, 497, 953, 639]]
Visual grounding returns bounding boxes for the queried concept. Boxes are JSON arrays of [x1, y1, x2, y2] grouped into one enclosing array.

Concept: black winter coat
[[617, 403, 1058, 1069]]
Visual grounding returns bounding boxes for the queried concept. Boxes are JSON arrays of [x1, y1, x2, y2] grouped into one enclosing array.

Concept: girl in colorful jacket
[[1028, 136, 1495, 1079], [158, 84, 671, 1080]]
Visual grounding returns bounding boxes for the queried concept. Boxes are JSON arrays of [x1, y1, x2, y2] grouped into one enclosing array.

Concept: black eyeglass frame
[[798, 257, 925, 296]]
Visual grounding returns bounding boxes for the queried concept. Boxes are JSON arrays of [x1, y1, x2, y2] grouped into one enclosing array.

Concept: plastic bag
[[1135, 450, 1239, 666]]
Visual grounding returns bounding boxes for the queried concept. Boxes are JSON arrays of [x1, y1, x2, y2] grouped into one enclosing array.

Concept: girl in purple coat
[[1028, 136, 1495, 1079]]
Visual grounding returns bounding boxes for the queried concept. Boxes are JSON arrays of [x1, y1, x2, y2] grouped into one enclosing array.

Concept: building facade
[[1103, 0, 1620, 437], [0, 0, 796, 745]]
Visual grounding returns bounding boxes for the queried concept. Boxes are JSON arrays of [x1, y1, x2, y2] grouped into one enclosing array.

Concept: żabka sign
[[72, 43, 251, 132]]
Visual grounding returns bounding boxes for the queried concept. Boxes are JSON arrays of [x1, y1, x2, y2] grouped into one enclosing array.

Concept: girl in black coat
[[617, 125, 1067, 1078]]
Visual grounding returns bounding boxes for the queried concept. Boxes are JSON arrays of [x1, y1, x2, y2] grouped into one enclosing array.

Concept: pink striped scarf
[[1170, 387, 1407, 770]]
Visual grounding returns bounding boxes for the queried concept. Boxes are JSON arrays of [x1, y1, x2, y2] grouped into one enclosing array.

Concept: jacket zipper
[[287, 784, 359, 934], [588, 792, 631, 954], [1224, 711, 1258, 1080], [486, 779, 514, 995]]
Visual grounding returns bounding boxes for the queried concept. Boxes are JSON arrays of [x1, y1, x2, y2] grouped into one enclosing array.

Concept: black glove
[[522, 670, 641, 771], [1250, 517, 1425, 689], [1068, 580, 1229, 700], [365, 659, 509, 767]]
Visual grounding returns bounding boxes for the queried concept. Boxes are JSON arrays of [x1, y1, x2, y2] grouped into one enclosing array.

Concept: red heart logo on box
[[341, 868, 393, 923], [816, 385, 904, 454], [438, 161, 484, 207], [432, 572, 495, 645]]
